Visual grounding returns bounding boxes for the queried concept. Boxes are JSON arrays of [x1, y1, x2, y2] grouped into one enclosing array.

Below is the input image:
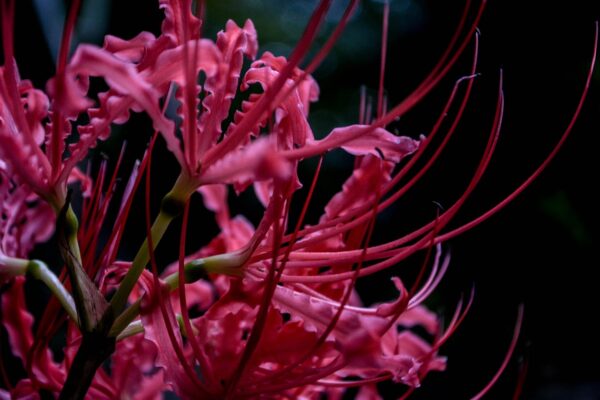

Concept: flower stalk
[[109, 173, 196, 314], [110, 251, 246, 338], [0, 256, 77, 322], [26, 260, 77, 322]]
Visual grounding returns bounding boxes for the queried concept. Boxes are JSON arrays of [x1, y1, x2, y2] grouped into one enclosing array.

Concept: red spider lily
[[0, 0, 597, 399], [0, 0, 171, 208]]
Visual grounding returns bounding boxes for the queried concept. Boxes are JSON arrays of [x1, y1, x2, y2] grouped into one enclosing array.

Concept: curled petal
[[395, 305, 440, 336], [1, 278, 34, 364], [198, 184, 230, 228], [146, 39, 221, 166], [199, 138, 292, 186], [4, 380, 38, 400], [0, 88, 52, 193], [269, 281, 446, 386], [138, 271, 198, 396], [251, 51, 319, 113], [1, 278, 65, 389], [67, 45, 173, 137], [111, 335, 165, 398], [323, 124, 419, 162], [18, 80, 48, 145], [199, 19, 258, 152], [323, 155, 393, 221], [1, 167, 54, 259], [159, 0, 201, 44], [103, 32, 157, 63], [46, 72, 92, 119], [194, 301, 257, 383], [243, 62, 315, 147], [67, 167, 93, 197], [147, 39, 221, 89]]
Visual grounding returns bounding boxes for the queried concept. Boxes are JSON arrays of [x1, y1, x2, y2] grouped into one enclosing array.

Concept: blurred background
[[4, 0, 600, 398]]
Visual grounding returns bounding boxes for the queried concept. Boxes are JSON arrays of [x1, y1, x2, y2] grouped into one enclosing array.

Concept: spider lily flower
[[0, 0, 596, 398], [0, 0, 171, 208]]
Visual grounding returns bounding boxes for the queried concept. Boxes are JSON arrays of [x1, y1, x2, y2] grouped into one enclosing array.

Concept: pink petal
[[67, 167, 93, 197], [243, 63, 315, 146], [396, 305, 440, 336], [1, 278, 65, 389], [18, 80, 48, 145], [198, 184, 230, 228], [250, 51, 319, 113], [147, 39, 220, 88], [7, 380, 39, 400], [0, 277, 34, 364], [146, 39, 221, 165], [193, 301, 257, 383], [0, 109, 51, 194], [323, 155, 393, 221], [323, 124, 419, 162], [199, 138, 292, 186], [1, 168, 54, 259], [46, 71, 92, 119], [138, 271, 198, 397], [103, 32, 158, 63], [67, 45, 173, 137], [111, 335, 166, 398], [159, 0, 201, 44], [198, 20, 258, 152]]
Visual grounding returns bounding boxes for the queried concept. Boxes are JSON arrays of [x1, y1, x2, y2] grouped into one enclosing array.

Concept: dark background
[[3, 0, 600, 398]]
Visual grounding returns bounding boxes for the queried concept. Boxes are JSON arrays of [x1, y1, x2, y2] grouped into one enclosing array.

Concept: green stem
[[110, 251, 245, 337], [27, 260, 77, 322], [0, 254, 29, 277], [163, 251, 245, 289], [109, 211, 173, 314], [116, 319, 144, 340], [1, 255, 77, 323], [110, 174, 195, 315], [109, 297, 142, 337]]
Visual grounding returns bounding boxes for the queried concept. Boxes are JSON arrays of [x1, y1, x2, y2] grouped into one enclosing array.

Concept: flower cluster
[[0, 0, 595, 399]]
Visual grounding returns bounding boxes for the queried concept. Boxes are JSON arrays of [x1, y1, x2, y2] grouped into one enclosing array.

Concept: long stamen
[[177, 198, 214, 389], [471, 305, 524, 399], [253, 35, 480, 262], [255, 182, 384, 388], [377, 1, 390, 119], [240, 356, 346, 397], [81, 146, 126, 275], [181, 0, 199, 171], [272, 74, 504, 283], [250, 68, 477, 264], [225, 185, 287, 397], [266, 0, 360, 123], [49, 0, 82, 183], [317, 374, 392, 388], [438, 22, 598, 242], [227, 157, 324, 394], [280, 1, 486, 163], [512, 356, 529, 400]]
